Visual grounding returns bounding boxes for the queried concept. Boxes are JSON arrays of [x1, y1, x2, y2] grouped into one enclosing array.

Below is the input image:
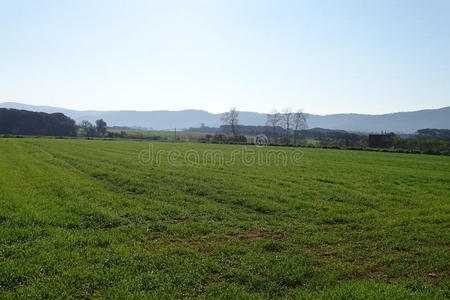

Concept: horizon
[[1, 0, 449, 115], [1, 100, 449, 117]]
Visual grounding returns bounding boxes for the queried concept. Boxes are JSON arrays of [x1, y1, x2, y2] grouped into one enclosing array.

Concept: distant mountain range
[[1, 102, 449, 133]]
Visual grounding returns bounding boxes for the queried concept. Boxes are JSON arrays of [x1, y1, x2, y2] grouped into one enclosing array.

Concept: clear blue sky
[[1, 0, 449, 114]]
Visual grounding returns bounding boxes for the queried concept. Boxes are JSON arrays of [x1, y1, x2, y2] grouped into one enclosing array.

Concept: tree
[[79, 120, 96, 137], [416, 129, 450, 141], [266, 109, 282, 141], [221, 107, 239, 136], [0, 109, 77, 136], [95, 119, 107, 136], [281, 108, 293, 144], [292, 110, 308, 144]]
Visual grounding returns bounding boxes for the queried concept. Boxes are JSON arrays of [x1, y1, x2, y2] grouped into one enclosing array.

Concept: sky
[[1, 0, 449, 115]]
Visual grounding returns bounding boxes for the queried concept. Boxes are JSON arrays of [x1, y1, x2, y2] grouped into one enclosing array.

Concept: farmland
[[108, 129, 208, 142], [0, 137, 449, 299]]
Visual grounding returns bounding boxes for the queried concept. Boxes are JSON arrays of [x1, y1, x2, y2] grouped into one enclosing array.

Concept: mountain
[[1, 102, 449, 133], [306, 107, 450, 133]]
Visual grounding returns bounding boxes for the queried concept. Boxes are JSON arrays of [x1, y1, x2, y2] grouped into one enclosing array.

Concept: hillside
[[1, 102, 449, 133]]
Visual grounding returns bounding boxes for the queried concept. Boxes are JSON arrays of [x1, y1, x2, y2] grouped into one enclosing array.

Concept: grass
[[0, 137, 449, 299], [108, 129, 208, 141]]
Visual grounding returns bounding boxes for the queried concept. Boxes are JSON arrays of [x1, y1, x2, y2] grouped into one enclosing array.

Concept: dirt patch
[[235, 229, 287, 241], [310, 247, 340, 260], [141, 230, 288, 255]]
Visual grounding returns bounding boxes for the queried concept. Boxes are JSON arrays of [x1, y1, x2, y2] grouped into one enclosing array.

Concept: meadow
[[0, 137, 449, 299], [108, 129, 208, 142]]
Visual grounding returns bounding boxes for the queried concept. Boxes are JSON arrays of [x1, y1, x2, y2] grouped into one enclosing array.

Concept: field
[[108, 130, 208, 142], [0, 137, 449, 299]]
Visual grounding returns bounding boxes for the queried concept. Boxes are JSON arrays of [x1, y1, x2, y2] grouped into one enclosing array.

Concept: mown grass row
[[0, 138, 449, 299]]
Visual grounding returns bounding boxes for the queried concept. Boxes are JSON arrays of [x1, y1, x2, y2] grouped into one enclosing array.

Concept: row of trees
[[389, 134, 450, 154], [416, 129, 450, 141], [0, 109, 77, 136], [0, 109, 110, 138], [266, 108, 308, 144], [220, 107, 308, 145], [78, 119, 107, 137]]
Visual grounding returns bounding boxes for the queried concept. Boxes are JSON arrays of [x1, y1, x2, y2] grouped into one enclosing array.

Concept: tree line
[[0, 108, 110, 137], [78, 119, 107, 137], [1, 108, 448, 155], [416, 129, 450, 141], [0, 109, 77, 136], [265, 108, 308, 144], [220, 107, 308, 145]]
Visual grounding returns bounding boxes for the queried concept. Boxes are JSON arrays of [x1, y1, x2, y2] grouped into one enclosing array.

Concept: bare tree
[[292, 110, 308, 144], [221, 107, 239, 136], [266, 109, 282, 141], [281, 108, 293, 144]]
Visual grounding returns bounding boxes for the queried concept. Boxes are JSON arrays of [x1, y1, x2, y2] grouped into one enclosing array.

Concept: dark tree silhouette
[[221, 108, 239, 136], [266, 109, 282, 141], [95, 119, 107, 136], [79, 120, 96, 137], [0, 109, 77, 136], [281, 108, 293, 144], [292, 110, 308, 144]]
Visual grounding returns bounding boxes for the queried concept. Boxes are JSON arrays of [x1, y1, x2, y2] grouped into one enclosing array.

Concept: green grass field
[[108, 129, 208, 142], [0, 137, 449, 299]]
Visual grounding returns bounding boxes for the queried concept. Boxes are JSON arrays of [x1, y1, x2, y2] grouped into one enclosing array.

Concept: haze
[[1, 0, 449, 114]]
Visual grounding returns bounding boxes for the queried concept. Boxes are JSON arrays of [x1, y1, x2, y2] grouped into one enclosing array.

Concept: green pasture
[[0, 138, 448, 299]]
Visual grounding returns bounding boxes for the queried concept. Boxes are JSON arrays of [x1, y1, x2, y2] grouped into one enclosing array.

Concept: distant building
[[368, 134, 392, 148]]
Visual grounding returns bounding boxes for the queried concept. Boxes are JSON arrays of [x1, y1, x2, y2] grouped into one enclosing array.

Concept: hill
[[1, 102, 449, 133]]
